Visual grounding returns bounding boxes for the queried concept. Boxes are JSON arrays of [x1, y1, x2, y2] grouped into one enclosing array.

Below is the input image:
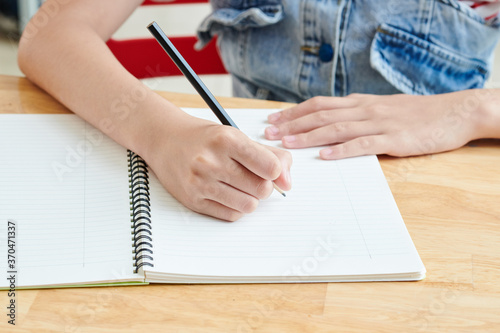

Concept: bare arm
[[18, 0, 161, 156], [18, 0, 292, 221]]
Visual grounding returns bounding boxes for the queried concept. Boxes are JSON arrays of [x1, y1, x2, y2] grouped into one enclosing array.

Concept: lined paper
[[148, 109, 424, 280], [0, 115, 138, 287], [0, 111, 424, 286]]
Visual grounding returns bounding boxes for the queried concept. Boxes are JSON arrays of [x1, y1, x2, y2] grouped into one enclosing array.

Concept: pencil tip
[[273, 183, 286, 197]]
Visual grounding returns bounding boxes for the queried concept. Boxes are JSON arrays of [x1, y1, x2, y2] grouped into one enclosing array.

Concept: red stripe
[[470, 2, 492, 8], [485, 12, 499, 19], [106, 37, 227, 79], [142, 0, 208, 5]]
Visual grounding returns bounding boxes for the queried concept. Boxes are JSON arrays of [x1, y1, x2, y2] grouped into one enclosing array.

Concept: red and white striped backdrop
[[460, 0, 500, 20]]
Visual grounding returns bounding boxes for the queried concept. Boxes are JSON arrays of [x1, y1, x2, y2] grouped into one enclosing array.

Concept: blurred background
[[1, 0, 499, 97], [0, 0, 233, 96]]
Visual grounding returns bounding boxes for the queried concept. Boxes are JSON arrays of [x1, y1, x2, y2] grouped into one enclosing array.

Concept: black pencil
[[147, 21, 286, 197], [147, 21, 237, 127]]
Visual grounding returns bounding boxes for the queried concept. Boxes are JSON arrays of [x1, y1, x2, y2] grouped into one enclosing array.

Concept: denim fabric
[[197, 0, 500, 102]]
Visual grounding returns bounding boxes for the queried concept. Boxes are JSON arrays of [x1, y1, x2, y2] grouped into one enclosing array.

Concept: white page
[[147, 109, 424, 281], [0, 115, 139, 287]]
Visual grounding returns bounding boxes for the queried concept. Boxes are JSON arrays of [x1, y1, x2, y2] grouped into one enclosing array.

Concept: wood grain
[[1, 75, 499, 332]]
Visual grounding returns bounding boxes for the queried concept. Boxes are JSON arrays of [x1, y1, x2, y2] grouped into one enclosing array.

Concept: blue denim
[[197, 0, 500, 102]]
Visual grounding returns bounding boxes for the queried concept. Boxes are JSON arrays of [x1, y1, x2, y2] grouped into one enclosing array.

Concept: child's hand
[[145, 114, 292, 222], [264, 90, 498, 159]]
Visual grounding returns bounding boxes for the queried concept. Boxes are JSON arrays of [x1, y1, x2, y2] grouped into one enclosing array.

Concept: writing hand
[[147, 114, 292, 221]]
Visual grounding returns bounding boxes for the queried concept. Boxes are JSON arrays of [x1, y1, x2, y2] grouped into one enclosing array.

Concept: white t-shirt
[[461, 0, 500, 20]]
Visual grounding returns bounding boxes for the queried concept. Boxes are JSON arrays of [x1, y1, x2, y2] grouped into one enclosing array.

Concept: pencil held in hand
[[274, 184, 286, 197], [147, 21, 286, 197]]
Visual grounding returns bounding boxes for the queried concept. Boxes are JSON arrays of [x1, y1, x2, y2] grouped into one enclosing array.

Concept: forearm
[[473, 89, 500, 140], [17, 0, 186, 158]]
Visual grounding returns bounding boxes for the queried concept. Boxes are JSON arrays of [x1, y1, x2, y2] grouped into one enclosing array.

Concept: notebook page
[[0, 115, 139, 287], [147, 109, 424, 280]]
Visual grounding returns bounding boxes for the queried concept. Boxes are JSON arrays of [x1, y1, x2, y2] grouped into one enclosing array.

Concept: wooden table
[[1, 75, 499, 332]]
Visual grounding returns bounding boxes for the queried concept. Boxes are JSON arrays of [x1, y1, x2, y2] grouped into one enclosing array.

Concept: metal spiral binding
[[128, 150, 154, 273]]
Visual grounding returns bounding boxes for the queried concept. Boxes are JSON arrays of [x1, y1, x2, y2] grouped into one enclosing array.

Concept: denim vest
[[197, 0, 500, 102]]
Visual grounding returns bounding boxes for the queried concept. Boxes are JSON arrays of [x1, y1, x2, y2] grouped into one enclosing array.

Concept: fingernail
[[283, 135, 296, 144], [268, 112, 281, 123], [320, 148, 334, 159], [266, 125, 280, 136]]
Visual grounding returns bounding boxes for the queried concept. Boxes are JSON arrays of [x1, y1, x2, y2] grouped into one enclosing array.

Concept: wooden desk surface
[[1, 75, 499, 332]]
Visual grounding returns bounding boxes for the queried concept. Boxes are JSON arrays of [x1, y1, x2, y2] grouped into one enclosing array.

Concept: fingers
[[267, 96, 359, 125], [223, 159, 276, 199], [180, 163, 268, 222], [278, 120, 376, 149], [265, 111, 332, 140], [194, 200, 244, 222], [319, 135, 391, 160], [189, 158, 285, 222], [229, 133, 283, 181], [157, 123, 294, 222], [184, 129, 293, 221], [202, 181, 260, 214], [261, 145, 293, 191], [265, 108, 368, 141], [222, 143, 292, 197]]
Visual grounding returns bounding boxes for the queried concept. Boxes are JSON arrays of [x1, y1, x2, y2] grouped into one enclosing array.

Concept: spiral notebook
[[0, 110, 425, 289]]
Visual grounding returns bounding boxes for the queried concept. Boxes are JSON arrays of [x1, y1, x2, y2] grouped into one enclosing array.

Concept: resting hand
[[146, 114, 292, 221], [265, 91, 498, 159]]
